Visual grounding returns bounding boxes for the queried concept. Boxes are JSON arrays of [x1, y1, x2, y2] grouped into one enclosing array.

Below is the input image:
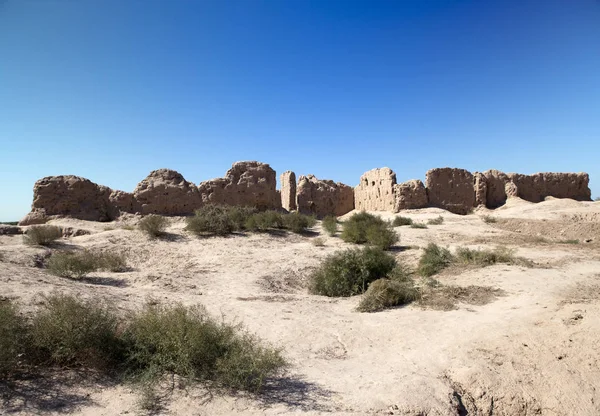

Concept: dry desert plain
[[1, 197, 599, 415]]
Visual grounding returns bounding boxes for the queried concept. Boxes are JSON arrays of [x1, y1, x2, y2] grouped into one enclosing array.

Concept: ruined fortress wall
[[296, 175, 354, 217], [19, 161, 593, 225], [280, 171, 297, 211], [354, 168, 397, 212]]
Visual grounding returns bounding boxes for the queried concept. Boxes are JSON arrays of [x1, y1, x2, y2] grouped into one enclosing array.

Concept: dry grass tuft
[[419, 285, 506, 310]]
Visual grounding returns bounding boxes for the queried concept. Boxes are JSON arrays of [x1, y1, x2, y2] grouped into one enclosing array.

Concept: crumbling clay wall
[[393, 180, 428, 211], [354, 168, 397, 212], [296, 175, 354, 217], [198, 161, 280, 210], [133, 169, 202, 215], [19, 176, 115, 225], [507, 172, 591, 203], [425, 168, 475, 215], [280, 171, 297, 211]]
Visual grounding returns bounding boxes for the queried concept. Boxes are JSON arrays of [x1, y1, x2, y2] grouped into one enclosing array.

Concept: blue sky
[[1, 0, 599, 221]]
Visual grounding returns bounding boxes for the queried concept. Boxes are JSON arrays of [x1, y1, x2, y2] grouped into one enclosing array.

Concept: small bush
[[365, 222, 399, 250], [482, 215, 497, 224], [410, 223, 428, 229], [24, 225, 62, 246], [418, 243, 453, 277], [227, 206, 257, 230], [94, 251, 127, 272], [455, 246, 531, 267], [138, 215, 168, 238], [558, 239, 579, 245], [309, 247, 396, 297], [186, 205, 237, 236], [0, 300, 25, 376], [312, 237, 325, 247], [245, 211, 284, 232], [47, 250, 127, 278], [122, 303, 286, 392], [282, 212, 316, 234], [322, 216, 338, 236], [427, 216, 444, 225], [341, 212, 398, 250], [357, 278, 419, 312], [29, 294, 122, 369], [392, 216, 413, 227], [47, 251, 98, 278], [595, 197, 600, 202]]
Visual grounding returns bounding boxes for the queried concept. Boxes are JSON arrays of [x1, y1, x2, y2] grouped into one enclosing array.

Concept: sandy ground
[[1, 197, 599, 415]]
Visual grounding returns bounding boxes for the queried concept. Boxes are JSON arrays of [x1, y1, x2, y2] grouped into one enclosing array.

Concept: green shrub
[[47, 251, 98, 278], [427, 215, 444, 225], [312, 237, 326, 247], [410, 223, 428, 229], [47, 250, 127, 278], [357, 278, 419, 312], [482, 215, 497, 224], [282, 212, 316, 234], [138, 215, 168, 238], [245, 211, 284, 232], [23, 225, 62, 246], [322, 216, 338, 236], [29, 294, 123, 369], [309, 247, 396, 297], [0, 295, 287, 402], [94, 251, 128, 272], [0, 300, 25, 376], [455, 246, 531, 267], [392, 216, 413, 226], [341, 212, 398, 250], [365, 222, 399, 250], [186, 205, 237, 236], [418, 243, 454, 277], [227, 206, 257, 230], [558, 239, 579, 245], [122, 303, 286, 392]]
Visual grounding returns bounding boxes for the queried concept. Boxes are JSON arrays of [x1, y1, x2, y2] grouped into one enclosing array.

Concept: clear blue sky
[[1, 0, 599, 221]]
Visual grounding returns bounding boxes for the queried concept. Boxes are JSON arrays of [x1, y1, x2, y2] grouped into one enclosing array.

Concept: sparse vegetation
[[357, 278, 418, 312], [187, 205, 314, 236], [244, 210, 284, 232], [281, 211, 317, 234], [392, 216, 413, 226], [482, 215, 497, 224], [427, 215, 444, 225], [0, 300, 25, 376], [23, 225, 62, 246], [138, 214, 169, 238], [312, 237, 326, 247], [417, 244, 533, 278], [47, 250, 127, 278], [29, 293, 123, 369], [557, 239, 579, 245], [410, 222, 428, 229], [1, 294, 286, 403], [418, 243, 453, 277], [419, 285, 505, 311], [341, 212, 398, 250], [0, 221, 18, 226], [595, 197, 600, 201], [455, 246, 531, 267], [309, 247, 396, 297], [123, 303, 286, 392], [186, 205, 240, 236], [322, 215, 338, 236]]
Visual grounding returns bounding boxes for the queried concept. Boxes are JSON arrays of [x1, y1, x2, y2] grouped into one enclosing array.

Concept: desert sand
[[1, 197, 599, 415]]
